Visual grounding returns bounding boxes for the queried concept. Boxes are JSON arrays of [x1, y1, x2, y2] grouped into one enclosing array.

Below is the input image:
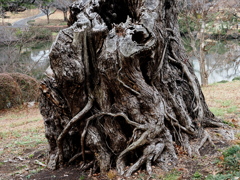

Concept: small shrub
[[34, 27, 52, 40], [217, 80, 228, 83], [9, 73, 39, 102], [0, 74, 22, 109], [232, 76, 240, 81], [0, 73, 39, 110]]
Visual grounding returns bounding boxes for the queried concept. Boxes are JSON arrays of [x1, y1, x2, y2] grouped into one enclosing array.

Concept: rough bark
[[39, 0, 223, 177]]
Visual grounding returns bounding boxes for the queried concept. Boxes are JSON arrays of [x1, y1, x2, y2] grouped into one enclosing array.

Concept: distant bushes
[[0, 73, 39, 109], [232, 76, 240, 81], [15, 27, 52, 41], [0, 74, 22, 109]]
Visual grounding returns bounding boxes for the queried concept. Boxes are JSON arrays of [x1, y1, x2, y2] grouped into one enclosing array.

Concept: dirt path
[[12, 11, 45, 28]]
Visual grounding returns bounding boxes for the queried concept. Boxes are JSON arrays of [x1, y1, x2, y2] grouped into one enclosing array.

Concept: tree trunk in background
[[63, 11, 68, 21], [47, 14, 50, 24], [39, 0, 223, 176]]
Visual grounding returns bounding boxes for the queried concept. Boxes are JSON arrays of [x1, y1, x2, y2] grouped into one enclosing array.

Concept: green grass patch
[[226, 106, 237, 113], [14, 133, 46, 147], [218, 100, 232, 107], [0, 131, 7, 139], [222, 145, 240, 171], [52, 32, 58, 36], [210, 107, 225, 117], [27, 20, 35, 25], [210, 99, 238, 117], [206, 145, 240, 180], [59, 22, 67, 26], [160, 170, 182, 180], [206, 172, 240, 180], [0, 113, 26, 121], [192, 171, 203, 179], [28, 154, 34, 158], [79, 175, 86, 180], [9, 118, 41, 128], [16, 165, 27, 170], [223, 121, 235, 127]]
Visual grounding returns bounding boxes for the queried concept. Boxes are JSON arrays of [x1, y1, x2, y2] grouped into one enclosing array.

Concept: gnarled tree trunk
[[39, 0, 223, 177]]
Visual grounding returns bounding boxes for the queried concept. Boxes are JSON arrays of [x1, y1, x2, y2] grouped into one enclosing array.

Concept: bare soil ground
[[0, 81, 239, 180]]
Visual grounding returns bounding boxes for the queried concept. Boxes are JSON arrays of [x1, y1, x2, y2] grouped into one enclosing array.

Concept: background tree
[[36, 0, 55, 24], [39, 0, 225, 177], [53, 0, 74, 21], [0, 26, 51, 79], [0, 0, 36, 24], [178, 0, 240, 86]]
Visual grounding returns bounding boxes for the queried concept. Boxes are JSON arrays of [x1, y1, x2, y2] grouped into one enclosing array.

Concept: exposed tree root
[[46, 96, 94, 169], [68, 151, 92, 164], [81, 112, 143, 162], [192, 130, 215, 156]]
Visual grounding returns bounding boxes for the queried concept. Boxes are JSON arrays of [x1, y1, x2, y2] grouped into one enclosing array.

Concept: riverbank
[[0, 80, 239, 180]]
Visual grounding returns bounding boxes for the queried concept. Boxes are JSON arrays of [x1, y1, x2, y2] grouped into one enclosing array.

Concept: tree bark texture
[[39, 0, 223, 176]]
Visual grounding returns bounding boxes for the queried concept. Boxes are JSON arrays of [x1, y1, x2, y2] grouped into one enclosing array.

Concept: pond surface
[[191, 43, 240, 84], [1, 40, 239, 83], [192, 56, 240, 84], [0, 41, 51, 79]]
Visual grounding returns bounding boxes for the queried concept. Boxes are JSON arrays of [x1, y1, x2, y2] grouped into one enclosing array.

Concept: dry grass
[[0, 106, 47, 179], [202, 80, 240, 126]]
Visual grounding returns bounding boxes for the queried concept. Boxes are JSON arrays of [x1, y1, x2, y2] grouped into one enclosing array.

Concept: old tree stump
[[39, 0, 224, 176]]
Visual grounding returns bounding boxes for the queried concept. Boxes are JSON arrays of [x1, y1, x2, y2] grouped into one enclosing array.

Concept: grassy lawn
[[0, 106, 47, 179], [202, 80, 240, 127]]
